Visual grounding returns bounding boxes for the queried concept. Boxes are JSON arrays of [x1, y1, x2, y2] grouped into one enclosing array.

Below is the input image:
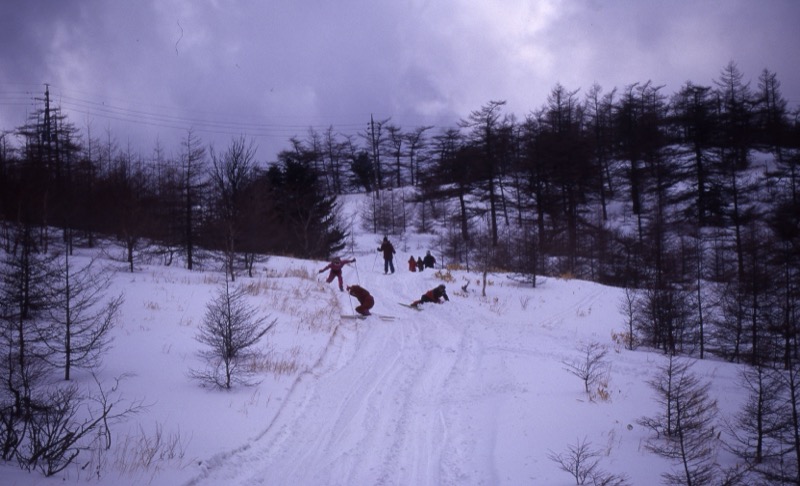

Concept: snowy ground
[[3, 197, 748, 486]]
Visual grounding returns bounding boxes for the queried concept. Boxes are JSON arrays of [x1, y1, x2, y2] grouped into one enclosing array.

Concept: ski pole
[[347, 291, 355, 315]]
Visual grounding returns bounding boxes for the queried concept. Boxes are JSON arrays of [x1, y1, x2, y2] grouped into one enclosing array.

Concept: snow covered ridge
[[4, 220, 788, 485]]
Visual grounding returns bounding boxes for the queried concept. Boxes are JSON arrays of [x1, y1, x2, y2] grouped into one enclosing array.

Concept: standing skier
[[377, 236, 396, 274], [319, 256, 355, 291], [423, 250, 436, 269], [346, 285, 375, 316]]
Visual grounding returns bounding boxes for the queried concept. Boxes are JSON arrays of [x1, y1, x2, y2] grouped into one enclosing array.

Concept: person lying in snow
[[410, 284, 449, 308], [346, 285, 374, 316], [319, 256, 355, 291]]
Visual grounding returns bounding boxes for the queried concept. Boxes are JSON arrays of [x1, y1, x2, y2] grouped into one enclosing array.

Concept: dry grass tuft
[[434, 269, 456, 282]]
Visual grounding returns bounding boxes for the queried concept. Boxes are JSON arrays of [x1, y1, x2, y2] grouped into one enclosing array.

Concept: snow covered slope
[[3, 196, 747, 486]]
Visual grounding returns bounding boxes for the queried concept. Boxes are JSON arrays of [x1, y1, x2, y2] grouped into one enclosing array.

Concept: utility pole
[[370, 114, 383, 190], [44, 83, 51, 142], [30, 83, 57, 251]]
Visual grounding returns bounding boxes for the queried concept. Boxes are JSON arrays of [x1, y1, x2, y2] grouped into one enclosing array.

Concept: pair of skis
[[398, 303, 422, 311], [341, 313, 395, 321], [341, 302, 421, 320]]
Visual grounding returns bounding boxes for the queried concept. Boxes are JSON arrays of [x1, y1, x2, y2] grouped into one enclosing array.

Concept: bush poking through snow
[[547, 437, 630, 485], [563, 342, 611, 395], [111, 423, 189, 476]]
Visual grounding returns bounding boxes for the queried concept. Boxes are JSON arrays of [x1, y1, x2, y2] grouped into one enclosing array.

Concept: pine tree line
[[0, 62, 798, 368]]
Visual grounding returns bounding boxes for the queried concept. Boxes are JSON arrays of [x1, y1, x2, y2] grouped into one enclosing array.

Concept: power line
[[0, 84, 457, 144]]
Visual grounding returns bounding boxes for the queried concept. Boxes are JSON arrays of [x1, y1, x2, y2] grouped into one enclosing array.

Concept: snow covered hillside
[[3, 196, 748, 486]]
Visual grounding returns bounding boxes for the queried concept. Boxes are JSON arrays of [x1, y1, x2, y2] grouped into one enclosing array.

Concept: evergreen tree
[[428, 128, 472, 241], [585, 83, 617, 222], [459, 100, 511, 247], [179, 129, 207, 271], [671, 82, 719, 226], [537, 84, 592, 274], [267, 153, 346, 258]]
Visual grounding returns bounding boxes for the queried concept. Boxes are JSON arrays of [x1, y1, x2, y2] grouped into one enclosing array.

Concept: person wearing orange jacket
[[408, 256, 417, 272]]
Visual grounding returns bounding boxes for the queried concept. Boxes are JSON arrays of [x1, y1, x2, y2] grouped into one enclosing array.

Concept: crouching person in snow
[[410, 284, 449, 308], [346, 285, 374, 316], [319, 256, 355, 291]]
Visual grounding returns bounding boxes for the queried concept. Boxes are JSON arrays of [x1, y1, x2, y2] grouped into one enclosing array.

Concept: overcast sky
[[1, 0, 798, 162]]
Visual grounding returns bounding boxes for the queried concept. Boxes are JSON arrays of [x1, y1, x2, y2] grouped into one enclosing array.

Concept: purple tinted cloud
[[1, 0, 798, 161]]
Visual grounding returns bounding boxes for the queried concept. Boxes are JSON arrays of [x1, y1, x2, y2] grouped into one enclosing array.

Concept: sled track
[[535, 285, 608, 330], [184, 306, 473, 485], [183, 315, 351, 486]]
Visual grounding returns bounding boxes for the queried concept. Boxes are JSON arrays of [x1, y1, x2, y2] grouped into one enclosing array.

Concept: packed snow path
[[185, 266, 629, 486]]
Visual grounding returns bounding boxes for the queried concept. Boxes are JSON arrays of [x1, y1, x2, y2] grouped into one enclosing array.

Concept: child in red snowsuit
[[319, 257, 355, 291], [346, 285, 375, 316], [408, 256, 417, 272]]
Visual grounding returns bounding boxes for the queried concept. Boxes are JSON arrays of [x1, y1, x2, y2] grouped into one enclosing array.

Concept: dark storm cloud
[[1, 0, 799, 161]]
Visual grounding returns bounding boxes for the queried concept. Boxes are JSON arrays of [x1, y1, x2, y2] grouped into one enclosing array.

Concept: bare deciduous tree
[[191, 280, 276, 389], [0, 223, 57, 427], [43, 254, 122, 380], [548, 437, 630, 485], [563, 341, 610, 395], [725, 364, 787, 484], [21, 375, 144, 477], [618, 288, 638, 350], [638, 356, 722, 485], [209, 136, 257, 281]]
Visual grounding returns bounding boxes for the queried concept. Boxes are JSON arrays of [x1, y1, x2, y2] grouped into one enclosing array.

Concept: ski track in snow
[[187, 312, 471, 484], [184, 270, 608, 486]]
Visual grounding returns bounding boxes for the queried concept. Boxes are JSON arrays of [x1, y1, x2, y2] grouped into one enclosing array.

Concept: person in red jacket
[[410, 284, 449, 308], [318, 256, 355, 291], [346, 285, 375, 316], [408, 255, 417, 272]]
